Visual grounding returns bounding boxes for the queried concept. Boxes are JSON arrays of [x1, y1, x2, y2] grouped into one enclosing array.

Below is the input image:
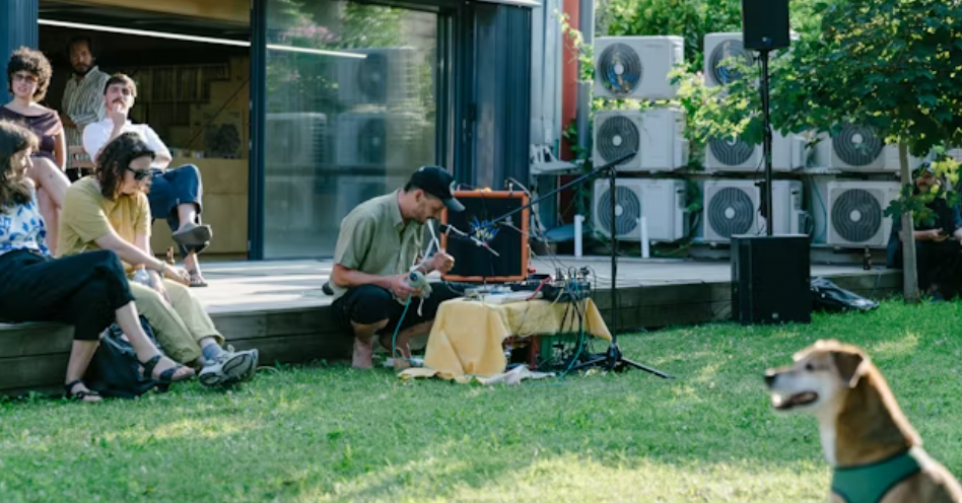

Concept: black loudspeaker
[[440, 191, 529, 283], [741, 0, 790, 50], [731, 234, 811, 325]]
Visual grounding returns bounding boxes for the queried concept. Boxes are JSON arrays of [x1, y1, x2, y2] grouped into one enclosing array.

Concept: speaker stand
[[760, 48, 774, 236], [568, 164, 674, 379]]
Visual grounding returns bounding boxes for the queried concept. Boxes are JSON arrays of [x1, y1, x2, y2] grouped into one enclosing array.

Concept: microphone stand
[[482, 152, 674, 379]]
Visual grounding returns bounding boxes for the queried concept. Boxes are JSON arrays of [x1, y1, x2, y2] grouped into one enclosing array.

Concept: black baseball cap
[[408, 166, 464, 212]]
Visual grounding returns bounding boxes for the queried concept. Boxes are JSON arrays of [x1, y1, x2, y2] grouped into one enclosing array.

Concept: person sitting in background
[[887, 161, 962, 299], [83, 73, 211, 287], [1, 47, 71, 255], [330, 166, 462, 369], [59, 132, 258, 387], [60, 35, 111, 181], [0, 120, 194, 402]]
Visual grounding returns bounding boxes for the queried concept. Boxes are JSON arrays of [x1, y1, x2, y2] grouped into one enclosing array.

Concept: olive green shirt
[[331, 190, 423, 302]]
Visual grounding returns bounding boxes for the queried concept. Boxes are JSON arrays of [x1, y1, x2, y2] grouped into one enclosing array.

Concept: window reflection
[[264, 0, 438, 258]]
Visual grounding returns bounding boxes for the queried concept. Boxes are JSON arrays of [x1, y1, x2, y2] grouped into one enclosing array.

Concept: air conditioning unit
[[703, 33, 756, 87], [265, 174, 315, 232], [265, 113, 328, 168], [703, 179, 805, 242], [883, 145, 930, 171], [705, 132, 806, 172], [593, 36, 685, 100], [337, 47, 418, 106], [335, 112, 421, 168], [591, 178, 688, 242], [815, 125, 888, 171], [826, 181, 899, 249], [592, 108, 688, 172]]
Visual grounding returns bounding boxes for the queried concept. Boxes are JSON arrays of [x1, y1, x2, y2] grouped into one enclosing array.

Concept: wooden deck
[[0, 256, 901, 395]]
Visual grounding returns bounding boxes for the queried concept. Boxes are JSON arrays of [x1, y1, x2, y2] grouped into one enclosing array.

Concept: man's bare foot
[[352, 338, 374, 369], [379, 333, 413, 360]]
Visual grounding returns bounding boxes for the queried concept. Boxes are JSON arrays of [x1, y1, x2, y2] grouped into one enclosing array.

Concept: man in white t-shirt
[[83, 74, 212, 287]]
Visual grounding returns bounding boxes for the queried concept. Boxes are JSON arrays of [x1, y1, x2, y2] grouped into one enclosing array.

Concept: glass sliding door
[[264, 0, 441, 258]]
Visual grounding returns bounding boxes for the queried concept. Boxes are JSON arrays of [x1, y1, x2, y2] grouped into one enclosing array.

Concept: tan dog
[[764, 339, 962, 503]]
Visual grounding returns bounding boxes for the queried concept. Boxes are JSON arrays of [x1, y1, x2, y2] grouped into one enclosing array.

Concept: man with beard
[[83, 73, 213, 287], [60, 36, 110, 180]]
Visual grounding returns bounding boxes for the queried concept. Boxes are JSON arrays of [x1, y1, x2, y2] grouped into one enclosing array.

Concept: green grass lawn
[[2, 301, 962, 502]]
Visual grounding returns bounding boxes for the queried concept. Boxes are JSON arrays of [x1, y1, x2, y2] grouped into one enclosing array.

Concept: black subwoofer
[[731, 234, 811, 325]]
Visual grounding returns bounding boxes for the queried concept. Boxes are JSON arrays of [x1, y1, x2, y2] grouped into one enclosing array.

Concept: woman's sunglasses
[[126, 167, 152, 181]]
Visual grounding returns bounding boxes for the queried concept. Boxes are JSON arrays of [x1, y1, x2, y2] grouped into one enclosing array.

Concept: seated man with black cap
[[330, 166, 464, 369]]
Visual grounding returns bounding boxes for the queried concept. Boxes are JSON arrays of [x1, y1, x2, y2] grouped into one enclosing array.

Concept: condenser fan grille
[[709, 40, 753, 85], [831, 189, 882, 243], [597, 115, 640, 163], [358, 53, 389, 103], [709, 136, 756, 166], [833, 124, 884, 167], [708, 187, 755, 238], [358, 118, 387, 164], [598, 185, 641, 237], [598, 43, 643, 97]]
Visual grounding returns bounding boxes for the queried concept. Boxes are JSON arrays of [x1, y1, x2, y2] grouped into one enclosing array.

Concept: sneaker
[[198, 347, 259, 387]]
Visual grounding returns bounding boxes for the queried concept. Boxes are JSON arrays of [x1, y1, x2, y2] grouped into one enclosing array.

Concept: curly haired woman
[[1, 47, 71, 254]]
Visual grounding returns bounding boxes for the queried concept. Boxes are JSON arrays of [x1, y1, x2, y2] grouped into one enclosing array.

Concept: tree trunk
[[899, 142, 921, 303]]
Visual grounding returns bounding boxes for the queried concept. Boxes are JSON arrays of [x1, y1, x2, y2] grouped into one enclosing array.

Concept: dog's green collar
[[831, 447, 922, 503]]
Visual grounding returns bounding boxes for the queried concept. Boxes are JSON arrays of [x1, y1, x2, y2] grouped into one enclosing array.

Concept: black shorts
[[332, 282, 461, 334]]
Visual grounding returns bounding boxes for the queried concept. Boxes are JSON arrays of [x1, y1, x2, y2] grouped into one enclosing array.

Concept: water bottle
[[132, 268, 151, 286]]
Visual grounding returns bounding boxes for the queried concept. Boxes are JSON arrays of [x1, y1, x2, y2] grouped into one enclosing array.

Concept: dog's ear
[[833, 350, 866, 388]]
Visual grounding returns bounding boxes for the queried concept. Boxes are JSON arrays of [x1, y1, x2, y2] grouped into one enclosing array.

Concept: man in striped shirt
[[60, 36, 110, 176]]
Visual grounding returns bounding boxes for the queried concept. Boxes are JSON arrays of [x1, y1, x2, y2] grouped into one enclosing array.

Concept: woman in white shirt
[[0, 120, 194, 402]]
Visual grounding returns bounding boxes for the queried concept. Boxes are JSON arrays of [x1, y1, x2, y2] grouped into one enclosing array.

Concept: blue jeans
[[148, 165, 206, 257]]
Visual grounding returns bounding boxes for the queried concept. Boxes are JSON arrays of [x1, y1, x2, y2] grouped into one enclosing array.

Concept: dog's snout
[[764, 370, 777, 388]]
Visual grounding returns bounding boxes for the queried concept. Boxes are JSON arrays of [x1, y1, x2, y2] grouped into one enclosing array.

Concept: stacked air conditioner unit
[[591, 178, 688, 242], [593, 36, 685, 100], [815, 125, 890, 171], [265, 113, 328, 169], [337, 47, 418, 107], [592, 108, 689, 172], [265, 174, 316, 232], [883, 145, 930, 171], [703, 33, 756, 88], [702, 179, 805, 243], [335, 112, 420, 168], [705, 132, 806, 172], [826, 181, 900, 248]]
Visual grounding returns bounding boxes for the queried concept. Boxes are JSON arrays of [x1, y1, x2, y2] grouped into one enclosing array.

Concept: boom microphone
[[439, 224, 500, 257]]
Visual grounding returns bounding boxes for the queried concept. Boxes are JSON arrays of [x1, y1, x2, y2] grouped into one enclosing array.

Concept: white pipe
[[574, 215, 584, 258], [640, 217, 650, 258]]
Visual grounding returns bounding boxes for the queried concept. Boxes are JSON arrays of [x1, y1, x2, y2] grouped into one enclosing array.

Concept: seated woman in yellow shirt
[[57, 132, 258, 388]]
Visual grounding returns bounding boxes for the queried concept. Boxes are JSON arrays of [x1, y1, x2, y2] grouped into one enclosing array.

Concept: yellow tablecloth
[[400, 297, 611, 382]]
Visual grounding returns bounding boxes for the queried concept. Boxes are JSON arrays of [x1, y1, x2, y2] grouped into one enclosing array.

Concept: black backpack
[[84, 316, 170, 399]]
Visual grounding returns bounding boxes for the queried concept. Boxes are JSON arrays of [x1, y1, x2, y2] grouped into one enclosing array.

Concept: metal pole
[[761, 49, 774, 236]]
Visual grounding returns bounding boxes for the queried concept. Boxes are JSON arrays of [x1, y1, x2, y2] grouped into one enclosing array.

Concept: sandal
[[188, 269, 208, 288], [140, 355, 195, 383], [65, 380, 102, 403]]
